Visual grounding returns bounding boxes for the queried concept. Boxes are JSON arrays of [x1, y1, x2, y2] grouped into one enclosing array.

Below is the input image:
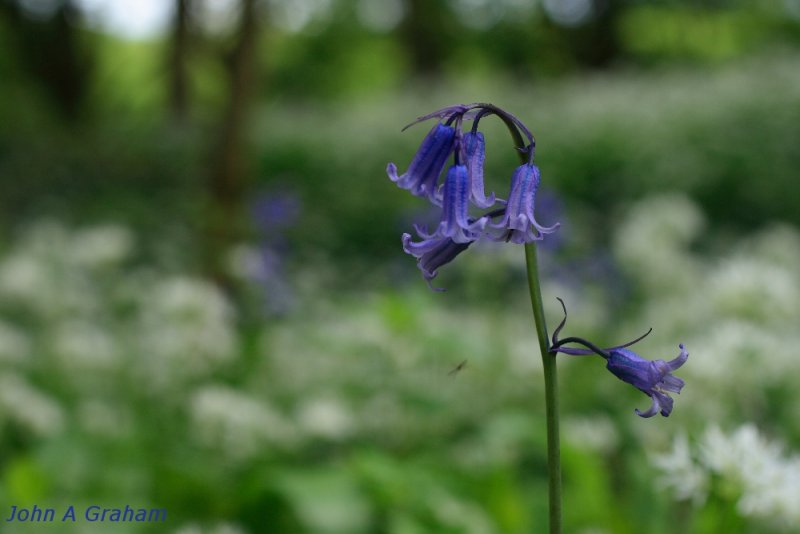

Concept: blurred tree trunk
[[168, 0, 192, 123], [0, 0, 91, 122], [205, 0, 260, 287], [398, 0, 449, 75], [574, 0, 624, 68]]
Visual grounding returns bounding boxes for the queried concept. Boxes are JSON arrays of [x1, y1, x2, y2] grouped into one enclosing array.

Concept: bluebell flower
[[462, 131, 497, 209], [402, 231, 472, 291], [605, 345, 689, 418], [387, 123, 455, 204], [416, 165, 488, 243], [550, 298, 688, 418], [389, 103, 559, 288], [491, 164, 559, 243]]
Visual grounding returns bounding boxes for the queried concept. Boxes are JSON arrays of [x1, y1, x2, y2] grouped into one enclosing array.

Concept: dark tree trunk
[[205, 0, 260, 287], [168, 0, 191, 123], [398, 0, 450, 75], [0, 0, 91, 122]]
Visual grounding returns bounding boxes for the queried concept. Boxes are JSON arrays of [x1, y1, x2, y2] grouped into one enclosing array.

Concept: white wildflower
[[707, 257, 799, 324], [137, 277, 236, 387], [297, 397, 354, 441], [190, 386, 296, 461], [68, 225, 133, 267], [613, 194, 704, 294], [653, 425, 800, 526], [0, 253, 52, 308], [741, 223, 800, 271], [702, 323, 800, 392], [563, 415, 620, 455], [50, 320, 119, 372], [699, 425, 800, 527], [0, 320, 31, 364], [651, 433, 708, 504], [0, 374, 64, 437]]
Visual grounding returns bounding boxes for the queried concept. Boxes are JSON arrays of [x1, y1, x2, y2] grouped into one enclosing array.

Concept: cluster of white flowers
[[51, 320, 120, 375], [0, 220, 245, 449], [653, 424, 800, 528], [650, 433, 708, 505], [0, 221, 133, 317], [0, 219, 241, 386], [190, 385, 297, 462], [0, 373, 64, 436], [0, 320, 31, 365], [296, 396, 355, 441], [136, 276, 237, 389], [614, 193, 705, 295]]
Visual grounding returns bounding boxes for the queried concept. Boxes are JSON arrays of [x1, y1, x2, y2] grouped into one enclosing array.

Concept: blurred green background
[[1, 0, 800, 532]]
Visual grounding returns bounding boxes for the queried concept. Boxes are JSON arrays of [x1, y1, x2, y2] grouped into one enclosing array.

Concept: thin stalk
[[496, 114, 562, 533], [524, 243, 561, 534]]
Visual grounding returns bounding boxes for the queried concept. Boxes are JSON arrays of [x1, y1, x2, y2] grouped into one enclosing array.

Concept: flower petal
[[401, 232, 471, 291], [635, 395, 661, 418], [667, 343, 689, 372], [388, 123, 455, 203], [491, 164, 558, 243], [463, 132, 497, 209], [436, 165, 487, 243], [659, 374, 685, 394]]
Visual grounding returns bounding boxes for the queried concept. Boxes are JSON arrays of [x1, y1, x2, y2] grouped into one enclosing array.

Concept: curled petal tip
[[635, 397, 660, 418], [387, 162, 400, 182], [668, 344, 689, 371]]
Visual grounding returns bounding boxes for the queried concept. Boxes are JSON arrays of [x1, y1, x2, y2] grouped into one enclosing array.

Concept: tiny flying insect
[[448, 359, 468, 376]]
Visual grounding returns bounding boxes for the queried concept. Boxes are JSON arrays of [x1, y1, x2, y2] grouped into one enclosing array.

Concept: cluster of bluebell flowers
[[387, 104, 688, 418], [387, 103, 559, 290]]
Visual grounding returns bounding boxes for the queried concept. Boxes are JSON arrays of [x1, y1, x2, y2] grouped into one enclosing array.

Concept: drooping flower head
[[605, 346, 688, 418], [387, 122, 455, 204], [387, 103, 560, 287], [402, 231, 471, 291], [550, 298, 688, 418], [462, 131, 496, 209], [491, 163, 559, 243], [432, 165, 488, 243]]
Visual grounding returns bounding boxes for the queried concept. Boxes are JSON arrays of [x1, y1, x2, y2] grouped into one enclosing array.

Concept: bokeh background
[[1, 0, 800, 532]]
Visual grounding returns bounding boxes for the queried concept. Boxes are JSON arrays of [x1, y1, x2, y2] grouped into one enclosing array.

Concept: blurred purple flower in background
[[245, 190, 302, 314], [252, 191, 301, 232]]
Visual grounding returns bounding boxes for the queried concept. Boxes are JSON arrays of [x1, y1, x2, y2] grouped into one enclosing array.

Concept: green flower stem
[[524, 242, 561, 534], [498, 113, 562, 533]]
